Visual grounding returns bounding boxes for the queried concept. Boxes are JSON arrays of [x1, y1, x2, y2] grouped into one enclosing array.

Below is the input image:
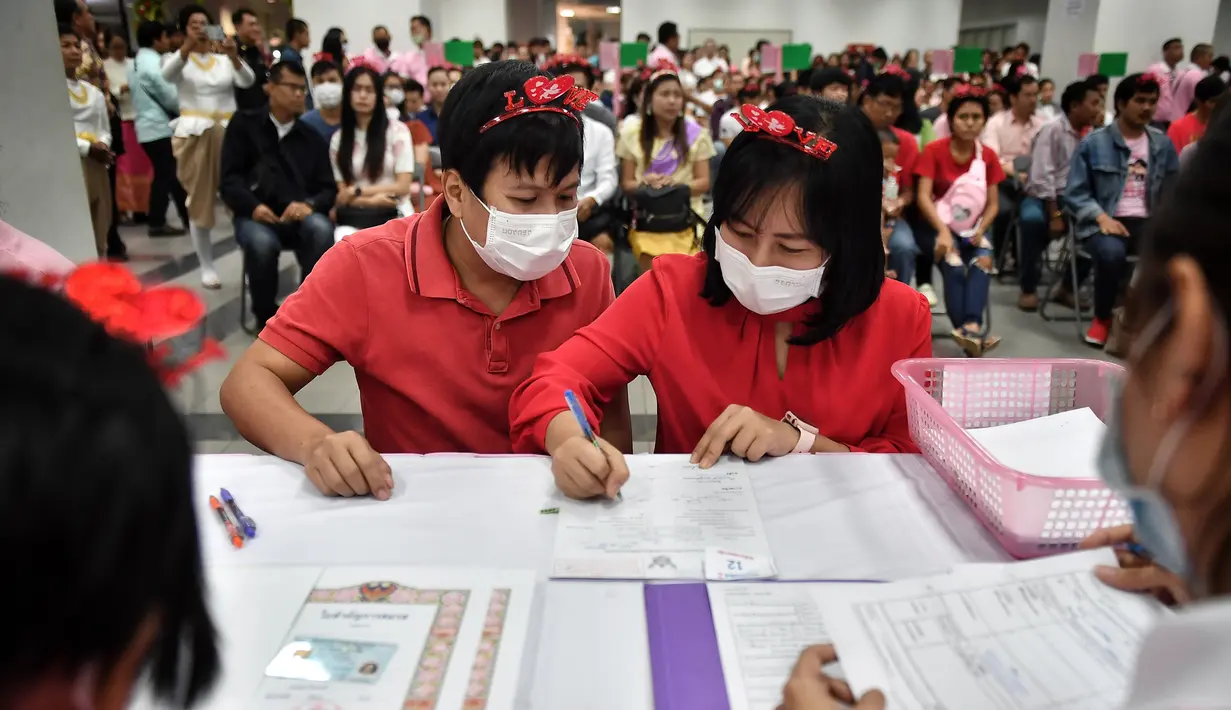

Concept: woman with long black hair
[[320, 27, 349, 74], [330, 65, 415, 232]]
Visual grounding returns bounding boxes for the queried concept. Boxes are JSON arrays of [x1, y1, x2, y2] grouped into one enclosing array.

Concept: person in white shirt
[[61, 24, 113, 257], [692, 39, 729, 81], [775, 112, 1231, 710], [330, 65, 415, 236], [162, 4, 255, 289], [552, 61, 618, 255], [648, 22, 679, 69]]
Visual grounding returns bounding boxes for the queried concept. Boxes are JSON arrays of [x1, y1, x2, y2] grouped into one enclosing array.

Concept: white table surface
[[168, 453, 1010, 710]]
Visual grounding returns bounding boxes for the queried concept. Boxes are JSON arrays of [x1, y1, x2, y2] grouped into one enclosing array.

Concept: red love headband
[[731, 104, 837, 160], [481, 74, 598, 133], [881, 65, 911, 80], [4, 262, 225, 387], [952, 83, 988, 98], [1138, 72, 1163, 87]]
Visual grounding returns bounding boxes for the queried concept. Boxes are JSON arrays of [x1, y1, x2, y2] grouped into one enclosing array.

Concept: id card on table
[[264, 637, 398, 684]]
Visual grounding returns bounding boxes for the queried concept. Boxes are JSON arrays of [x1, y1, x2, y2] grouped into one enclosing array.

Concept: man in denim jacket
[[1065, 73, 1179, 347]]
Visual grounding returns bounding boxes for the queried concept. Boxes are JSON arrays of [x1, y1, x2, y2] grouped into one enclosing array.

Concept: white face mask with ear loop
[[458, 190, 579, 281], [714, 227, 825, 314]]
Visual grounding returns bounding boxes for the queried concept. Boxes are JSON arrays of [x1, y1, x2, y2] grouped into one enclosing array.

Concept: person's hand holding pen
[[545, 390, 629, 500], [1080, 524, 1192, 606]]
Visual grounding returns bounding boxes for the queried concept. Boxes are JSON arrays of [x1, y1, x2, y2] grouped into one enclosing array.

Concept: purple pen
[[220, 488, 257, 539]]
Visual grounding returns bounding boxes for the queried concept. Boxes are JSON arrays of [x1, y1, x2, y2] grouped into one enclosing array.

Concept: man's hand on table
[[777, 645, 885, 710], [302, 431, 394, 500]]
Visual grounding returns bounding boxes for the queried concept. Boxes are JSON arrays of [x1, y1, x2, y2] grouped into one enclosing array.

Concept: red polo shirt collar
[[405, 197, 580, 306]]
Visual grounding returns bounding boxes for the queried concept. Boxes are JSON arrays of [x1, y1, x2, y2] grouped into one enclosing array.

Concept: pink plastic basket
[[892, 358, 1131, 559]]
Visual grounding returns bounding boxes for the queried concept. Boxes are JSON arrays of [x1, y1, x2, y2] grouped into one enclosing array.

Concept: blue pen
[[1119, 542, 1150, 559], [220, 488, 257, 539], [564, 390, 622, 500]]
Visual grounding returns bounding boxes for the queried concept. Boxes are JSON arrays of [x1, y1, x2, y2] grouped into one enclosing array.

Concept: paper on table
[[967, 407, 1106, 479], [708, 583, 850, 710], [819, 548, 1164, 710], [551, 458, 774, 579], [251, 567, 536, 710]]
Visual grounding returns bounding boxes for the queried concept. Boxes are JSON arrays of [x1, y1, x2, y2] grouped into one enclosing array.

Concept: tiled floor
[[125, 213, 1111, 456]]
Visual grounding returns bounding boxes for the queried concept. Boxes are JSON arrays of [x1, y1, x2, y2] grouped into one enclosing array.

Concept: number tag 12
[[705, 547, 778, 581]]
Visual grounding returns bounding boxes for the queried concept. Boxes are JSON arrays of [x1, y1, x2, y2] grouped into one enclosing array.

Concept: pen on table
[[209, 495, 244, 549], [563, 389, 622, 500], [221, 488, 257, 539]]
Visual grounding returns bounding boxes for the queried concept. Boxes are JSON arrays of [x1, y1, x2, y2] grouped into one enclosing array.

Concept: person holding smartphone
[[161, 4, 254, 290]]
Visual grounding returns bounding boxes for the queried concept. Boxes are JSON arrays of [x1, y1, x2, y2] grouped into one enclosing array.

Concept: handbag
[[335, 204, 399, 230], [632, 184, 693, 233]]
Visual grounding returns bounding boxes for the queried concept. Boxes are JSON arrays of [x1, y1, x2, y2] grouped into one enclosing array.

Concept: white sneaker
[[918, 283, 938, 307], [200, 267, 221, 290]]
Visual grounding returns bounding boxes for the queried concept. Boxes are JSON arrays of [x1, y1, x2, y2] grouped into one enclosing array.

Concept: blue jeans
[[1018, 197, 1048, 294], [886, 219, 918, 285], [235, 212, 334, 323], [1087, 217, 1144, 321], [938, 237, 993, 330]]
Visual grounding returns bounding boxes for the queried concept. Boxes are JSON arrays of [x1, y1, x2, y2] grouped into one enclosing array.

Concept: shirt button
[[494, 323, 502, 330]]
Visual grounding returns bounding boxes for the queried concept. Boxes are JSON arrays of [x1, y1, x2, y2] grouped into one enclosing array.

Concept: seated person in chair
[[1018, 79, 1102, 312], [221, 60, 337, 329], [981, 73, 1045, 256], [551, 58, 619, 257], [220, 61, 628, 501], [1065, 73, 1179, 348], [617, 66, 714, 273]]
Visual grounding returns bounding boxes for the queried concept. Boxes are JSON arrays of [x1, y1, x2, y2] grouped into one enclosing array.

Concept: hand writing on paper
[[691, 404, 801, 469], [551, 435, 630, 500], [302, 431, 395, 501], [1080, 525, 1192, 606], [777, 645, 885, 710]]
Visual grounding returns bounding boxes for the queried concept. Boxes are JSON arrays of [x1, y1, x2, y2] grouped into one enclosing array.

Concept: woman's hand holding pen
[[546, 411, 629, 500], [1080, 524, 1192, 606]]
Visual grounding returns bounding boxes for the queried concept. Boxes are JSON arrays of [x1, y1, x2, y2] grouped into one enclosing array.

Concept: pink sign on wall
[[930, 49, 954, 76], [423, 42, 445, 67], [1077, 53, 1099, 77]]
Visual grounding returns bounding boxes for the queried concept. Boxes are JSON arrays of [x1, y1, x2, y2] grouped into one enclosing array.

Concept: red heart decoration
[[523, 75, 575, 105], [64, 262, 203, 341], [740, 105, 796, 137]]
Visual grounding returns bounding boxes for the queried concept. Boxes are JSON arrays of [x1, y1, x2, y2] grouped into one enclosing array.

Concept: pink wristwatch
[[783, 411, 818, 454]]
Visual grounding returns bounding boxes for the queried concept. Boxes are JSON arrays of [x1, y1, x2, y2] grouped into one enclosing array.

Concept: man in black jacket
[[232, 7, 268, 110], [221, 61, 336, 328]]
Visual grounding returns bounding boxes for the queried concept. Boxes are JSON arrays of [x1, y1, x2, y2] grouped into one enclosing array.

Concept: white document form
[[819, 548, 1164, 710], [967, 407, 1107, 479], [709, 583, 845, 710], [551, 458, 774, 579], [251, 567, 536, 710]]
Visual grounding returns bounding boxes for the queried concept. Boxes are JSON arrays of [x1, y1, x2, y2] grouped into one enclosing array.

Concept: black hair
[[373, 24, 390, 36], [701, 97, 884, 345], [1213, 56, 1231, 74], [878, 128, 899, 144], [286, 18, 308, 42], [382, 70, 404, 87], [639, 72, 688, 172], [871, 47, 888, 62], [1125, 107, 1231, 595], [1038, 77, 1055, 90], [177, 5, 212, 33], [551, 60, 595, 89], [1113, 72, 1160, 115], [137, 19, 167, 49], [862, 73, 905, 101], [946, 93, 990, 126], [269, 60, 304, 84], [772, 81, 798, 101], [1061, 79, 1098, 114], [410, 15, 432, 33], [427, 64, 449, 79], [1003, 73, 1038, 97], [657, 22, 679, 45], [1163, 37, 1182, 52], [736, 84, 761, 102], [57, 22, 76, 39], [53, 0, 79, 26], [337, 66, 388, 184], [405, 78, 425, 95], [1016, 42, 1030, 53], [0, 277, 219, 707], [310, 58, 338, 80], [810, 67, 853, 94], [439, 60, 584, 199], [1195, 75, 1227, 104], [231, 7, 257, 28], [636, 33, 651, 44], [940, 76, 962, 91], [1192, 43, 1214, 62], [321, 27, 346, 68], [166, 22, 182, 37]]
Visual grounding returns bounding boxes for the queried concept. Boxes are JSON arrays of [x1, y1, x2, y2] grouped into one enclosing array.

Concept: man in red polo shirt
[[220, 61, 629, 500]]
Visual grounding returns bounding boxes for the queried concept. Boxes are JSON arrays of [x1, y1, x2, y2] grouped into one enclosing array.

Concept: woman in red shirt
[[914, 88, 1005, 356], [509, 96, 933, 499]]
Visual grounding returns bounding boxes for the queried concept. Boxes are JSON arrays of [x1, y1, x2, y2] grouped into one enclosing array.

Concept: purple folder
[[644, 583, 731, 710]]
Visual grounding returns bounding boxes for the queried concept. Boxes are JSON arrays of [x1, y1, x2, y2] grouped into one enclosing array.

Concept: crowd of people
[[6, 3, 1231, 708]]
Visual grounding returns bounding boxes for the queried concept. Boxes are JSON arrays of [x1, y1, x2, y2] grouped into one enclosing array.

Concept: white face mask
[[458, 190, 578, 281], [714, 228, 824, 314], [314, 82, 342, 108], [386, 88, 405, 106]]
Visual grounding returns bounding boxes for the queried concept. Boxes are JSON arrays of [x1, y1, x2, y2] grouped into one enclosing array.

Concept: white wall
[[959, 0, 1050, 54], [1217, 0, 1231, 57], [295, 0, 423, 56], [1093, 0, 1221, 72], [1040, 0, 1100, 88], [439, 0, 506, 45], [0, 0, 96, 262], [621, 0, 962, 57]]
